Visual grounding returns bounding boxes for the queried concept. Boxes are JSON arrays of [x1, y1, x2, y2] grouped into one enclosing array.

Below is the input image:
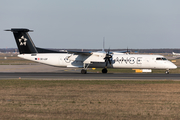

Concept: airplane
[[172, 52, 180, 56], [5, 28, 177, 74]]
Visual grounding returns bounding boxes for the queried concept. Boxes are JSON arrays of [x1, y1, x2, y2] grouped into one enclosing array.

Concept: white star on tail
[[19, 36, 27, 46]]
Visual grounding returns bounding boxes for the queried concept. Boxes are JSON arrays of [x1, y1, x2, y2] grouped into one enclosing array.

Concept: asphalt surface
[[0, 72, 180, 80], [0, 64, 179, 80]]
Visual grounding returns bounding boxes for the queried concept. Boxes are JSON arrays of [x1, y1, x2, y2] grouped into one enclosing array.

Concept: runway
[[0, 72, 180, 80], [0, 64, 179, 80]]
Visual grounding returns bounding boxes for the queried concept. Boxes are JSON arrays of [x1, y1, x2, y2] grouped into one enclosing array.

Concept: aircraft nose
[[169, 62, 177, 69]]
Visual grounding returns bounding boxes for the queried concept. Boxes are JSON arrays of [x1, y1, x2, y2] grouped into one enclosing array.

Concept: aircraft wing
[[68, 51, 105, 64], [68, 50, 92, 55], [68, 50, 129, 55], [112, 50, 130, 53], [36, 47, 67, 53]]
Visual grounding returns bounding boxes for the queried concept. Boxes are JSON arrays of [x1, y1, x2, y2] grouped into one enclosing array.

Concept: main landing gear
[[81, 68, 108, 74], [81, 63, 90, 74], [81, 69, 87, 74], [102, 68, 108, 73]]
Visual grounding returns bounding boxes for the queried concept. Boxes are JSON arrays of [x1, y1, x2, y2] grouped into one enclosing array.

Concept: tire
[[81, 69, 87, 74], [102, 68, 108, 73], [165, 71, 169, 74]]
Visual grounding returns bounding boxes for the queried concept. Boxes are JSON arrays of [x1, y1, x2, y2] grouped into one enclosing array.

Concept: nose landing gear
[[165, 69, 169, 74]]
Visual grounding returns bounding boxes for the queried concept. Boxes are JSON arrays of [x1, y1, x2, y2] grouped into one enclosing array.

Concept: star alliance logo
[[19, 36, 27, 46]]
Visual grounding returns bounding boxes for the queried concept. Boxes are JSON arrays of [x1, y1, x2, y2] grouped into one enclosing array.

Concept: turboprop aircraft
[[5, 28, 177, 74]]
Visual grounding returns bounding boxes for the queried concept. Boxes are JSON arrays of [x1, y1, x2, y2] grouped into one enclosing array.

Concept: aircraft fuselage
[[18, 53, 177, 70]]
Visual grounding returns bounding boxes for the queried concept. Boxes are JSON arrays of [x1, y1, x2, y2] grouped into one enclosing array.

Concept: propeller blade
[[107, 48, 110, 54], [108, 58, 112, 65], [102, 37, 105, 52], [126, 47, 130, 54], [105, 59, 108, 67]]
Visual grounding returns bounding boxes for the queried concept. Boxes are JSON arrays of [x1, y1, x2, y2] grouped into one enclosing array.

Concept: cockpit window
[[156, 57, 167, 60], [162, 58, 167, 60]]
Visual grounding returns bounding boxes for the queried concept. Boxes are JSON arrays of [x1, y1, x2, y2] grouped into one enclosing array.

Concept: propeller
[[102, 39, 112, 68], [126, 47, 130, 54], [104, 48, 112, 68]]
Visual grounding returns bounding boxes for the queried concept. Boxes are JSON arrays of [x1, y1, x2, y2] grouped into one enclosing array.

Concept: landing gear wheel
[[81, 69, 87, 74], [165, 70, 169, 74], [102, 68, 108, 74]]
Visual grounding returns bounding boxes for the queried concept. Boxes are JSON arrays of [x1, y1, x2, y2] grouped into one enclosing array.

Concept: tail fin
[[5, 28, 38, 54]]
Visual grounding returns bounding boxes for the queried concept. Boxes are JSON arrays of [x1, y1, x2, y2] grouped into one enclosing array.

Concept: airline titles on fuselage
[[64, 55, 143, 64], [115, 57, 142, 64]]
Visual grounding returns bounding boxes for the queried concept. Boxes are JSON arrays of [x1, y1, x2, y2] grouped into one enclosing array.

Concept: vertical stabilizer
[[5, 28, 37, 54]]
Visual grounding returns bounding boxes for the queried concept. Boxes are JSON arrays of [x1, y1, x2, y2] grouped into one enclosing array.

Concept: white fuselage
[[18, 53, 177, 70]]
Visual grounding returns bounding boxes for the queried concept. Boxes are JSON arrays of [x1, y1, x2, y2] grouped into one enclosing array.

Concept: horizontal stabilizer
[[5, 28, 33, 32]]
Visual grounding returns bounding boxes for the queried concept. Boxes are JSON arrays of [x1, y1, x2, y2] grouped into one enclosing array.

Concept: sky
[[1, 0, 180, 49]]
